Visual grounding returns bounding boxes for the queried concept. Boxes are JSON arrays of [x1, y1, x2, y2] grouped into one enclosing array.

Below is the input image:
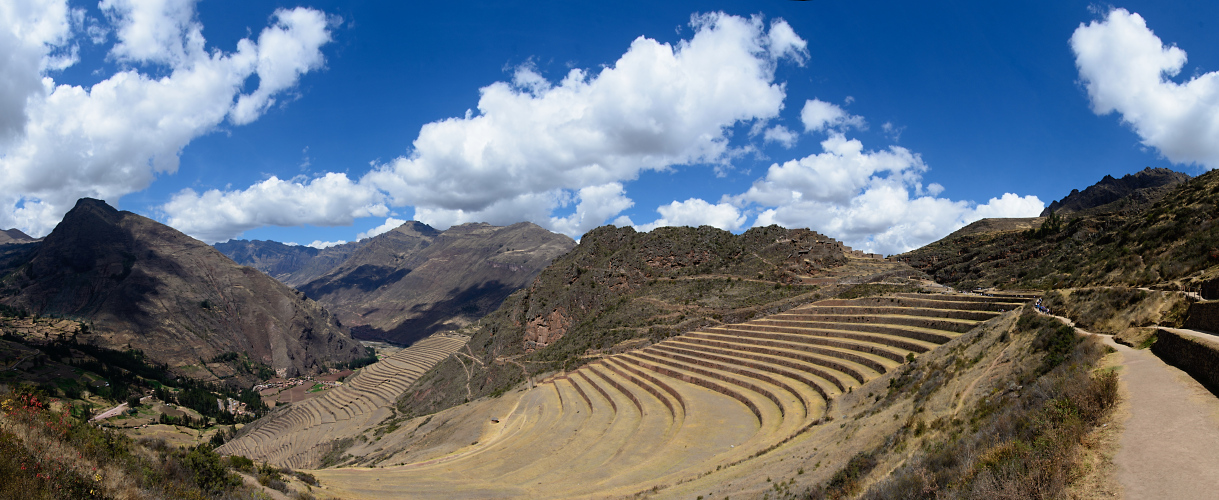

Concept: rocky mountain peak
[[0, 198, 367, 385], [1041, 167, 1190, 216]]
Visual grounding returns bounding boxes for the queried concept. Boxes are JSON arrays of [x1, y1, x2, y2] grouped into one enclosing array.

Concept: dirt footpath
[[1100, 335, 1219, 499]]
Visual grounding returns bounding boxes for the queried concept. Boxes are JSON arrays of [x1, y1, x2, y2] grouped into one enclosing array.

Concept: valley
[[6, 167, 1219, 499], [288, 292, 1023, 498]]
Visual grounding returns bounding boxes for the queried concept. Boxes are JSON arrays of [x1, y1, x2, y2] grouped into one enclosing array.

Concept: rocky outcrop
[[1041, 167, 1189, 217], [0, 198, 366, 384], [523, 308, 573, 350]]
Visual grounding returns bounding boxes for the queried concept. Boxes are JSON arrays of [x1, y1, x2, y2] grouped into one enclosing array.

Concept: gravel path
[[1099, 333, 1219, 499]]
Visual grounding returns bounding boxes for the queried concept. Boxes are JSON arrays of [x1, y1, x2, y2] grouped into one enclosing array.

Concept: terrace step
[[732, 322, 938, 352], [770, 313, 980, 333], [656, 340, 836, 404], [788, 305, 999, 322], [707, 325, 913, 363], [687, 330, 890, 379], [305, 295, 1028, 498], [635, 346, 811, 426]]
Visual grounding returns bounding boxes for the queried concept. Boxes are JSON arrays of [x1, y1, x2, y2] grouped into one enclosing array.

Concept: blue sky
[[2, 0, 1218, 255]]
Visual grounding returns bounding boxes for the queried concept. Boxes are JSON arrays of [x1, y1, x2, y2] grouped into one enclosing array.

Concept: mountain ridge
[[1041, 166, 1189, 217], [899, 167, 1217, 292], [0, 228, 37, 245], [218, 220, 576, 345], [0, 198, 366, 385]]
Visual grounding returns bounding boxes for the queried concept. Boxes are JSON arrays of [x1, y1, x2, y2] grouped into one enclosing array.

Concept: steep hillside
[[397, 224, 924, 418], [219, 221, 576, 345], [899, 168, 1218, 291], [1041, 166, 1189, 216], [296, 221, 575, 344], [0, 198, 366, 386], [942, 217, 1044, 238]]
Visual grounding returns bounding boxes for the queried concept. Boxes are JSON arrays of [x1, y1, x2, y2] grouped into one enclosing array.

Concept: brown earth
[[943, 217, 1044, 238]]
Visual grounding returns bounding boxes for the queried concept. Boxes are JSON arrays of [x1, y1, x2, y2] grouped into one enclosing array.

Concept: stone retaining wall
[[1184, 300, 1219, 332], [1152, 329, 1219, 396]]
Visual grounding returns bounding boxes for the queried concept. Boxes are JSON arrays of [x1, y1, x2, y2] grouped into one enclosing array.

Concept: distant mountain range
[[217, 221, 576, 345], [0, 228, 37, 245], [0, 199, 366, 385]]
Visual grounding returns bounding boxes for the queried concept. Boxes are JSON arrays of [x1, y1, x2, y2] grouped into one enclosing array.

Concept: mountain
[[0, 198, 366, 385], [0, 228, 37, 245], [213, 239, 358, 287], [1040, 166, 1189, 216], [939, 217, 1045, 239], [899, 167, 1218, 291], [397, 224, 923, 417], [218, 221, 576, 345], [296, 221, 575, 344]]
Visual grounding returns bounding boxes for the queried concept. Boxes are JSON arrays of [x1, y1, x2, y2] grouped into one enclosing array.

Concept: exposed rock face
[[0, 198, 366, 384], [296, 222, 576, 345], [0, 228, 37, 245], [1041, 167, 1190, 216]]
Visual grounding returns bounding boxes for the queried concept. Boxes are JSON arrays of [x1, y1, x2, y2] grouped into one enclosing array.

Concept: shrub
[[182, 444, 240, 493], [858, 332, 1119, 500]]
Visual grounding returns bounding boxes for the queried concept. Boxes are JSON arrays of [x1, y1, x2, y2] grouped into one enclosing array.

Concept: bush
[[227, 454, 255, 472], [182, 444, 240, 493]]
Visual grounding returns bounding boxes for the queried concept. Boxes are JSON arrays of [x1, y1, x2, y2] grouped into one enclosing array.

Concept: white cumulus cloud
[[0, 0, 336, 236], [307, 239, 346, 249], [627, 198, 747, 232], [162, 12, 809, 241], [1072, 8, 1219, 169], [163, 173, 386, 243], [763, 124, 798, 148], [357, 217, 406, 240], [800, 98, 864, 133], [731, 133, 1042, 255]]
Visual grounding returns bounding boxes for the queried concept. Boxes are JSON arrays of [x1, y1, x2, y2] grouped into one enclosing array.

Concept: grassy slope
[[0, 386, 324, 499], [396, 224, 922, 419], [898, 169, 1219, 291], [695, 309, 1120, 500]]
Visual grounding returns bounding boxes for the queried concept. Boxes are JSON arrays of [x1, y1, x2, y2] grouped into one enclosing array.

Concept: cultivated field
[[306, 293, 1026, 499], [218, 333, 470, 467]]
